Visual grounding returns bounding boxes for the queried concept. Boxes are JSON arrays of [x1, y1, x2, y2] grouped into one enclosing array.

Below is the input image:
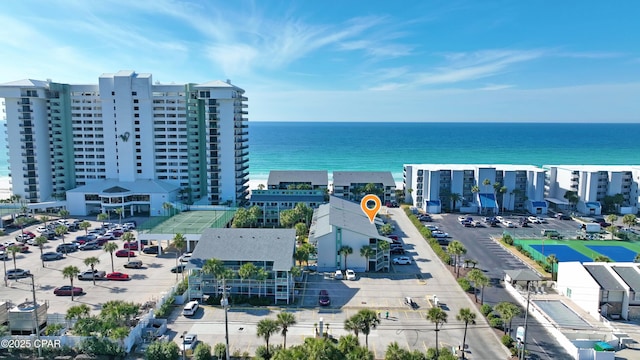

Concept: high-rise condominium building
[[0, 70, 249, 215]]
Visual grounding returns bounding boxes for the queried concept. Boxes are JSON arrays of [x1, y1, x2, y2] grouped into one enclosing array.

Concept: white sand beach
[[0, 177, 11, 200]]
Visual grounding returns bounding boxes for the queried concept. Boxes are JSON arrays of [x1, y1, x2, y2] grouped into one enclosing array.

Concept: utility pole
[[221, 277, 230, 360], [520, 281, 532, 360], [30, 274, 42, 358]]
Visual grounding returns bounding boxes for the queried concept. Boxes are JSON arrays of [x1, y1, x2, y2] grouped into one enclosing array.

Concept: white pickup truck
[[78, 269, 106, 280]]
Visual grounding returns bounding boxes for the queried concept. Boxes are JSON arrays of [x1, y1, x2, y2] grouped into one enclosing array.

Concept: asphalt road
[[427, 213, 576, 360]]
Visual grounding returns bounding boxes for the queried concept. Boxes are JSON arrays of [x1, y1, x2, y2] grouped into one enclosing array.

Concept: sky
[[1, 0, 640, 123]]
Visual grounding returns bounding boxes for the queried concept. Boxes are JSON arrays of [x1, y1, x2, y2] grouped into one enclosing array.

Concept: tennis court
[[586, 245, 638, 262], [529, 245, 592, 263], [138, 210, 236, 234]]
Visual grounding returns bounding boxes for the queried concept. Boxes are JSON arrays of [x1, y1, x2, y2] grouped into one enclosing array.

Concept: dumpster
[[594, 341, 615, 352]]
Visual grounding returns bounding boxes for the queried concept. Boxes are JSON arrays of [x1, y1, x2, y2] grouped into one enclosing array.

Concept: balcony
[[235, 157, 249, 165], [235, 164, 249, 172], [235, 144, 249, 151], [234, 129, 248, 136]]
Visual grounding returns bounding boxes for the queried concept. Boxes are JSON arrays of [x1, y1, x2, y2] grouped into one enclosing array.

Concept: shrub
[[487, 312, 498, 320], [77, 337, 125, 357], [206, 294, 223, 306], [515, 244, 523, 251], [213, 343, 227, 359], [502, 234, 514, 245], [489, 317, 504, 329], [248, 296, 272, 306], [176, 278, 189, 294], [501, 334, 514, 348], [457, 278, 471, 292], [480, 304, 493, 316]]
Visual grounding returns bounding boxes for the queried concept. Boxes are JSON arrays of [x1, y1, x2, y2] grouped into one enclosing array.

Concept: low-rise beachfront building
[[267, 170, 329, 190], [332, 171, 396, 203], [185, 228, 296, 304], [544, 165, 640, 215], [557, 262, 633, 320], [403, 164, 547, 214], [249, 189, 326, 226], [309, 196, 391, 273]]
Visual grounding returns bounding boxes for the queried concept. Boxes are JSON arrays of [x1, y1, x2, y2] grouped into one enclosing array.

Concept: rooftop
[[311, 196, 388, 241], [332, 171, 395, 186], [189, 228, 295, 271], [267, 170, 329, 187], [67, 179, 179, 194], [404, 164, 546, 172], [611, 266, 640, 292], [584, 264, 626, 291]]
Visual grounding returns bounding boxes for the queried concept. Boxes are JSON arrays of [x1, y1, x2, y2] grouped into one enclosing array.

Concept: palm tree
[[14, 217, 27, 239], [97, 212, 109, 226], [238, 262, 257, 296], [449, 193, 462, 212], [55, 225, 68, 253], [103, 242, 118, 273], [255, 268, 269, 297], [471, 185, 480, 212], [62, 265, 81, 301], [83, 256, 101, 285], [39, 215, 50, 228], [385, 341, 406, 360], [337, 334, 360, 355], [344, 316, 361, 339], [65, 304, 90, 321], [35, 236, 48, 268], [495, 302, 521, 335], [499, 186, 508, 213], [607, 214, 618, 226], [113, 207, 124, 225], [162, 202, 173, 217], [427, 307, 448, 356], [546, 254, 559, 281], [339, 245, 353, 270], [277, 312, 297, 349], [456, 308, 476, 359], [563, 191, 579, 212], [256, 318, 281, 358], [466, 268, 484, 303], [203, 258, 233, 295], [7, 245, 21, 272], [80, 221, 91, 235], [623, 214, 637, 228], [172, 233, 186, 255], [58, 209, 70, 221], [121, 232, 135, 261], [475, 273, 490, 305], [447, 240, 467, 278], [360, 245, 375, 272], [594, 255, 611, 262], [354, 309, 379, 349]]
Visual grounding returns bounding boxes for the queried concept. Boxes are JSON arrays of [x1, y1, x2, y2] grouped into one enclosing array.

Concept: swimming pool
[[533, 300, 592, 329]]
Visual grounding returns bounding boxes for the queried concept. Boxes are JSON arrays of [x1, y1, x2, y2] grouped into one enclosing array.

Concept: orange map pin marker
[[361, 194, 382, 223]]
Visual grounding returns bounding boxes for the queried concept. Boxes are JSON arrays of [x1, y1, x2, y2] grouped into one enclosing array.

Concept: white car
[[432, 231, 449, 238], [528, 216, 541, 224], [393, 257, 412, 265], [496, 216, 504, 222], [345, 269, 356, 281], [183, 333, 198, 350], [504, 221, 516, 228], [179, 253, 192, 263], [425, 225, 439, 231], [334, 270, 344, 280], [36, 226, 48, 233]]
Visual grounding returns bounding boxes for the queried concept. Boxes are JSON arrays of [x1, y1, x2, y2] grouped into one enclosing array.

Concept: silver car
[[41, 252, 64, 261], [6, 268, 30, 279]]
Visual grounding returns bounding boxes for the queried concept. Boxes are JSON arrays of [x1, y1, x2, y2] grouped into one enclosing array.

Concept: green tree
[[475, 273, 491, 305], [623, 214, 637, 228], [97, 212, 109, 226], [238, 262, 257, 296], [202, 258, 233, 295], [339, 245, 354, 270], [594, 255, 611, 262], [499, 186, 508, 212], [213, 343, 227, 359], [495, 302, 521, 335], [337, 334, 360, 355], [294, 245, 310, 267], [59, 209, 70, 220], [39, 215, 50, 228], [113, 207, 124, 225], [466, 268, 485, 303], [344, 316, 361, 339], [121, 232, 135, 261], [66, 304, 91, 321], [145, 340, 180, 360], [426, 307, 448, 356], [607, 214, 618, 226], [172, 233, 186, 254], [447, 240, 467, 278], [7, 245, 21, 272], [563, 190, 579, 211], [546, 254, 559, 281], [55, 225, 69, 253], [232, 208, 251, 228], [103, 242, 119, 273], [162, 202, 173, 217], [248, 205, 262, 227], [456, 308, 476, 360], [83, 256, 101, 285], [635, 253, 640, 263], [379, 223, 393, 235], [193, 342, 212, 360], [257, 318, 281, 358], [360, 245, 375, 272], [15, 217, 27, 238], [80, 221, 91, 235], [277, 312, 297, 349], [62, 265, 81, 301], [35, 235, 48, 268], [295, 223, 308, 238], [449, 193, 462, 211], [354, 309, 380, 349]]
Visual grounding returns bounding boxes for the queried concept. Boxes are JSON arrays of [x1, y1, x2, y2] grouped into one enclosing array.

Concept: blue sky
[[1, 1, 639, 122]]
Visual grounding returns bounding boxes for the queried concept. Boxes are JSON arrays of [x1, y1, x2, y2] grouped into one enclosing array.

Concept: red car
[[1, 244, 29, 253], [124, 242, 143, 250], [54, 285, 83, 296], [106, 272, 130, 281], [23, 231, 36, 239], [115, 249, 135, 258]]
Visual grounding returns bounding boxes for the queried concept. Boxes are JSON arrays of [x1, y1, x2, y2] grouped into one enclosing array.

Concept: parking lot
[[1, 217, 181, 316]]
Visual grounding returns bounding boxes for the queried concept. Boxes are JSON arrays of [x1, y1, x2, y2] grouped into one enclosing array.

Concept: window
[[132, 91, 137, 96]]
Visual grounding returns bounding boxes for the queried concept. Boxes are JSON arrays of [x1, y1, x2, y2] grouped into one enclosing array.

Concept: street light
[[519, 281, 532, 360], [221, 277, 230, 360], [28, 274, 42, 358]]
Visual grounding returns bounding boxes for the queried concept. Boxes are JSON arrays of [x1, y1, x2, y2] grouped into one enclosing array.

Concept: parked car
[[124, 242, 142, 251], [4, 243, 29, 252], [171, 264, 186, 273], [115, 250, 135, 258], [390, 248, 405, 255], [555, 213, 571, 220], [97, 234, 116, 241], [179, 253, 192, 263], [78, 269, 106, 280], [388, 235, 399, 242], [334, 270, 344, 280], [57, 243, 78, 253], [432, 231, 449, 238], [143, 246, 162, 255], [54, 285, 83, 296], [41, 252, 64, 261], [425, 225, 439, 231], [182, 333, 198, 351], [79, 241, 100, 251], [404, 296, 417, 309], [527, 216, 541, 224], [75, 235, 97, 243], [124, 260, 143, 269], [106, 272, 130, 281], [182, 300, 199, 317], [107, 229, 124, 237], [318, 290, 331, 306], [6, 268, 30, 279], [393, 257, 412, 265], [418, 214, 432, 222], [345, 269, 356, 281]]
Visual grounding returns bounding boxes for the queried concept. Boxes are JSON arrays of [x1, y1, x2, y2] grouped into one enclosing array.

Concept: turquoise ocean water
[[0, 122, 638, 183], [248, 122, 640, 182]]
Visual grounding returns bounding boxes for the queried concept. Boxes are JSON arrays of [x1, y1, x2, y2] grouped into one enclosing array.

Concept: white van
[[182, 300, 199, 317]]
